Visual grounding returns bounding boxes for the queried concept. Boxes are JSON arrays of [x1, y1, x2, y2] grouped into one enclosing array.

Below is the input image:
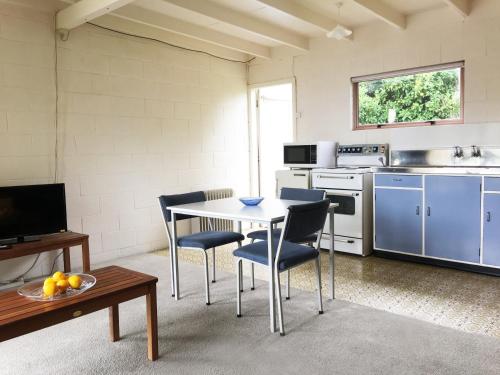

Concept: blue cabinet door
[[483, 194, 500, 267], [375, 188, 422, 254], [425, 176, 481, 263]]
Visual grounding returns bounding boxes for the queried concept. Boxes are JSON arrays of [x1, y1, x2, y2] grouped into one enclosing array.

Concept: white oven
[[311, 144, 388, 256]]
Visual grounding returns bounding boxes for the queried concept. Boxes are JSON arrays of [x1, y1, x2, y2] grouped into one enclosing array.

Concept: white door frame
[[247, 78, 297, 197]]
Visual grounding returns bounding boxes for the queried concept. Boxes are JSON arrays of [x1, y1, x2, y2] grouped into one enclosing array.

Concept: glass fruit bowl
[[239, 197, 264, 206], [18, 273, 96, 301]]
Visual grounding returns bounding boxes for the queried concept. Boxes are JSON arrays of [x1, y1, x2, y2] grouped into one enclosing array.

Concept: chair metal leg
[[249, 239, 255, 290], [239, 259, 243, 293], [275, 268, 285, 336], [211, 247, 216, 283], [285, 269, 290, 300], [237, 241, 243, 292], [203, 251, 210, 305], [315, 257, 323, 314], [251, 263, 255, 290], [236, 259, 242, 317], [169, 239, 175, 297]]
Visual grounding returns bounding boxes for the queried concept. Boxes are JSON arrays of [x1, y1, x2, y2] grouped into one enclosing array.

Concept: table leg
[[329, 207, 335, 300], [109, 304, 120, 342], [146, 284, 158, 361], [171, 213, 180, 300], [62, 247, 71, 273], [82, 238, 90, 272], [267, 224, 276, 333]]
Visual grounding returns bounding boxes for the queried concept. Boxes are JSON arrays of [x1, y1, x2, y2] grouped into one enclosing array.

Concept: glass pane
[[327, 194, 355, 215], [358, 67, 461, 126]]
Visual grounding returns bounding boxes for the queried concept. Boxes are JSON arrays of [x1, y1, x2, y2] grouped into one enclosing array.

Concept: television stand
[[0, 235, 41, 246], [0, 232, 90, 273]]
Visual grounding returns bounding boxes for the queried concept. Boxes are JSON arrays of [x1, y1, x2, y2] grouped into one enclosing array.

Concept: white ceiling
[[54, 0, 472, 59]]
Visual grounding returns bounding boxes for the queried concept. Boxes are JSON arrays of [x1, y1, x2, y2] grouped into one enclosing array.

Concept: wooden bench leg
[[63, 247, 71, 273], [109, 304, 120, 342], [146, 285, 158, 361], [82, 238, 90, 272]]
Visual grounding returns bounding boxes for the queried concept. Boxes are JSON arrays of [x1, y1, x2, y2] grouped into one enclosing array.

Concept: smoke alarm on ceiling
[[326, 2, 353, 40]]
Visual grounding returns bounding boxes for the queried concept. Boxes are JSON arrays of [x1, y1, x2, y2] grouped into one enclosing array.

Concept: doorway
[[249, 81, 295, 198]]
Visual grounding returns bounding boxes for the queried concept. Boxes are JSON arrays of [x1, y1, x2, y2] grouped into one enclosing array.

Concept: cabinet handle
[[427, 207, 431, 216], [293, 173, 306, 177], [486, 211, 491, 222], [416, 206, 420, 216]]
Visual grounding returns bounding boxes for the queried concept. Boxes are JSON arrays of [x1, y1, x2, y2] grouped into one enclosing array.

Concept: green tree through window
[[354, 64, 463, 128]]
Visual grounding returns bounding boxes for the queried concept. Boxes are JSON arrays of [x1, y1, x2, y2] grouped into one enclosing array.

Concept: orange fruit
[[43, 280, 57, 297], [52, 271, 66, 282], [56, 279, 70, 293], [68, 275, 82, 289]]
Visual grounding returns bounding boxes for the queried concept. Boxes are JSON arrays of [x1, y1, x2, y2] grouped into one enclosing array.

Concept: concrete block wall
[[0, 1, 249, 281], [248, 0, 500, 149]]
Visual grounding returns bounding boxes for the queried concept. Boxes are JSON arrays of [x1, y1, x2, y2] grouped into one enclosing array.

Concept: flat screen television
[[0, 183, 67, 243]]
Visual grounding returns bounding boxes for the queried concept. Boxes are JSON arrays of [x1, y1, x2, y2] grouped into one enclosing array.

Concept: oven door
[[323, 189, 363, 238], [283, 145, 315, 166]]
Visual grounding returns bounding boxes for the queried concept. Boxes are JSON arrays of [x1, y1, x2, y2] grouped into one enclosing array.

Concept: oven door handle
[[335, 238, 355, 244], [318, 175, 355, 180], [327, 192, 360, 197]]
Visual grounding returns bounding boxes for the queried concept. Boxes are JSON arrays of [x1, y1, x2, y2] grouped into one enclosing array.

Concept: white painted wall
[[0, 1, 249, 281], [248, 0, 500, 150]]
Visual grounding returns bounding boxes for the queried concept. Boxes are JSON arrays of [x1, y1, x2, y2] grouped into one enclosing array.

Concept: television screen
[[0, 183, 67, 241]]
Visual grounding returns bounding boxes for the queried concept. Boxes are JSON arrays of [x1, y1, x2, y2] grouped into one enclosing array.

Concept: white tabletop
[[168, 197, 308, 224], [168, 197, 338, 224]]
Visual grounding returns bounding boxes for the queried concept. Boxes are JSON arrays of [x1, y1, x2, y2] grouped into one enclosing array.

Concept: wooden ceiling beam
[[443, 0, 470, 17], [255, 0, 337, 32], [162, 0, 309, 51], [56, 0, 134, 31], [111, 5, 271, 59], [352, 0, 406, 30]]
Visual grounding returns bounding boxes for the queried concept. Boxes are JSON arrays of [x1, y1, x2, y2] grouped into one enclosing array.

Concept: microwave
[[283, 142, 337, 168]]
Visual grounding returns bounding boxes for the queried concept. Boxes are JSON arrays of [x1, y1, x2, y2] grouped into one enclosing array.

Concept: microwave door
[[284, 145, 311, 165]]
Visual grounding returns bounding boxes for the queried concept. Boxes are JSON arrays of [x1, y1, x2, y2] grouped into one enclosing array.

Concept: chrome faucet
[[453, 146, 463, 158], [472, 145, 481, 158]]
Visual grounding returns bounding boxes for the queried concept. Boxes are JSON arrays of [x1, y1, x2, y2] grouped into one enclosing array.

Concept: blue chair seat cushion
[[246, 228, 317, 244], [178, 231, 245, 250], [233, 240, 319, 271]]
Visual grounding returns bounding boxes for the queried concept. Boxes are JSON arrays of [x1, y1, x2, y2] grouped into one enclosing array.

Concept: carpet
[[156, 242, 500, 339], [1, 254, 499, 375]]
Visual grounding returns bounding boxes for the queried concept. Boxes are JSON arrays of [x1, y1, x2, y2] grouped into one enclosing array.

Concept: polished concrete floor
[[4, 253, 500, 375], [155, 243, 500, 339]]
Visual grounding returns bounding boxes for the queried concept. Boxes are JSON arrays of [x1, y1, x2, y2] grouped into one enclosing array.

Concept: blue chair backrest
[[159, 191, 206, 223], [280, 187, 325, 202], [282, 199, 330, 243]]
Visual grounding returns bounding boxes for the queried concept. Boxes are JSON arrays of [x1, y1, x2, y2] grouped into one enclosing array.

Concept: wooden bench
[[0, 266, 159, 361]]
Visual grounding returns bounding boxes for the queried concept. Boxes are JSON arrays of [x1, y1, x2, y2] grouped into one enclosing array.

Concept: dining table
[[167, 197, 337, 333]]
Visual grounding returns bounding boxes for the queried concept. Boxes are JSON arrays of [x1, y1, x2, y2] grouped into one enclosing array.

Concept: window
[[352, 61, 464, 130]]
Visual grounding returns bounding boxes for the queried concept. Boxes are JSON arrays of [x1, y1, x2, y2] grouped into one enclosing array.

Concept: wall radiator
[[200, 188, 234, 232]]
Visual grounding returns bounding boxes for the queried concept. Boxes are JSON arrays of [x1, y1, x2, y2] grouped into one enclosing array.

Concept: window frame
[[352, 61, 465, 131]]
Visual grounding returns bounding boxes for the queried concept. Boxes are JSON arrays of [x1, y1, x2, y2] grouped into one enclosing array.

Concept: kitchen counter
[[372, 166, 500, 175]]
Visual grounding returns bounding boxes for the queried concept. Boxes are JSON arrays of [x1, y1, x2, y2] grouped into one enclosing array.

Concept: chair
[[246, 187, 326, 297], [233, 199, 330, 336], [159, 191, 245, 305]]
